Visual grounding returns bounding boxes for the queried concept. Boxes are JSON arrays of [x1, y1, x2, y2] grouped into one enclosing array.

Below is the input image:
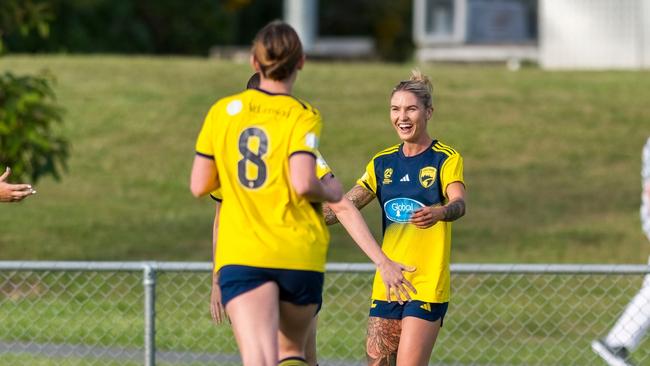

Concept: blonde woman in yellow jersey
[[205, 71, 415, 366], [190, 22, 342, 366], [324, 70, 466, 366]]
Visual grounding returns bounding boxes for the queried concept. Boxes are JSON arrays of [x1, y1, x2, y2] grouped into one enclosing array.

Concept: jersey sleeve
[[440, 152, 464, 199], [356, 159, 378, 194], [289, 111, 322, 158], [315, 150, 333, 179], [195, 105, 217, 158], [209, 188, 223, 202]]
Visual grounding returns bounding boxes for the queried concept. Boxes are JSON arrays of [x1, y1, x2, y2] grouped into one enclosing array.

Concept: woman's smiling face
[[390, 90, 432, 143]]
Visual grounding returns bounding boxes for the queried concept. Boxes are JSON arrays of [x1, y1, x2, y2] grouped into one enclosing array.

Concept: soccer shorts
[[369, 300, 448, 324], [219, 265, 324, 309]]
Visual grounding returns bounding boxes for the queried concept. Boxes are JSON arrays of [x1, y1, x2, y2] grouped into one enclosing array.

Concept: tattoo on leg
[[366, 317, 400, 366]]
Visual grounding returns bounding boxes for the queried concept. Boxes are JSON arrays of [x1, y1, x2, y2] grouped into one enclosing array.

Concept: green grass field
[[0, 55, 648, 263]]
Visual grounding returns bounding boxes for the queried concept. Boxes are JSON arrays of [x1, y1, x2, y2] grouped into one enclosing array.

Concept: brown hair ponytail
[[252, 21, 304, 81]]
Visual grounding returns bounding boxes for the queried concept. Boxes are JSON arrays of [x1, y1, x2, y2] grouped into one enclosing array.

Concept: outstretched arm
[[322, 179, 416, 303], [0, 167, 36, 203], [323, 184, 376, 225]]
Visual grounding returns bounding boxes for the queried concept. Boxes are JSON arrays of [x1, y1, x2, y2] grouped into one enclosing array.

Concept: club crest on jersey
[[383, 197, 425, 223], [419, 167, 437, 188], [383, 168, 393, 184]]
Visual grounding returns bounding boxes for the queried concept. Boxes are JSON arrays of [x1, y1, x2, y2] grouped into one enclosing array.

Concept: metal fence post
[[143, 263, 156, 366]]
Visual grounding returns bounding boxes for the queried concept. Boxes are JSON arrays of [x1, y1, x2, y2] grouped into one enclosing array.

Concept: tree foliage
[[0, 0, 68, 183], [3, 0, 412, 60], [0, 72, 68, 183], [0, 0, 52, 54]]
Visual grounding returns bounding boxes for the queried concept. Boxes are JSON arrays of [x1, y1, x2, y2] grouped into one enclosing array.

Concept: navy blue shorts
[[218, 265, 324, 309], [369, 300, 448, 325]]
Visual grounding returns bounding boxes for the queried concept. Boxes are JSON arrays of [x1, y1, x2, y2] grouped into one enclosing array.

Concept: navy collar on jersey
[[252, 87, 292, 97], [398, 139, 436, 159], [251, 88, 307, 110]]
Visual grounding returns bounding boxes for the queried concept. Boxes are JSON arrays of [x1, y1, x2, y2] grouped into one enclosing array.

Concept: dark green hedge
[[5, 0, 412, 60]]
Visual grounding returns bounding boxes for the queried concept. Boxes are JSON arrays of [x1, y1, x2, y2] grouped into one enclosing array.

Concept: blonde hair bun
[[409, 69, 433, 94]]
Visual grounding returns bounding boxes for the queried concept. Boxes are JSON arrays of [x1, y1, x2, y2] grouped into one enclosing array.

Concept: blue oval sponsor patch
[[383, 198, 425, 223]]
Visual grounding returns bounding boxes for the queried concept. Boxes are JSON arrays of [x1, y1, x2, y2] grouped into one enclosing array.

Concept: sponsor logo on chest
[[383, 197, 425, 223]]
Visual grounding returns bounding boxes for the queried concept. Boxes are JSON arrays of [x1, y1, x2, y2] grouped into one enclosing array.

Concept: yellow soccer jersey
[[195, 88, 329, 273], [209, 150, 333, 202], [357, 140, 464, 303]]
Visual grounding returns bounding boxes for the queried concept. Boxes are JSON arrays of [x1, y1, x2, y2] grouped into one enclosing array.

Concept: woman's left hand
[[377, 259, 417, 305], [410, 206, 443, 229]]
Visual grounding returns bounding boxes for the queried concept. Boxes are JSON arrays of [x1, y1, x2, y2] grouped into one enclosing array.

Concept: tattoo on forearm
[[322, 185, 375, 226], [366, 317, 400, 366], [347, 185, 375, 210], [442, 199, 465, 221], [323, 204, 339, 225]]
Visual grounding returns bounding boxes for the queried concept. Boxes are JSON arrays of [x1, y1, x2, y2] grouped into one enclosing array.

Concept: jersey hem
[[289, 150, 317, 159], [195, 151, 215, 160], [370, 296, 450, 303], [215, 261, 326, 274]]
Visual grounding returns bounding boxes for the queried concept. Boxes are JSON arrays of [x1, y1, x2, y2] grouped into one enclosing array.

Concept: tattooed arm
[[410, 182, 466, 229], [323, 184, 376, 225]]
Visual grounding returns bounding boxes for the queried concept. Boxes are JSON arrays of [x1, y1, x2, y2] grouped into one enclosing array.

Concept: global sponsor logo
[[383, 197, 425, 223]]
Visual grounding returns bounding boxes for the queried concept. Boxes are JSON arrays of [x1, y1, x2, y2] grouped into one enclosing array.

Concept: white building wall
[[642, 0, 650, 66], [540, 0, 649, 69], [284, 0, 318, 53]]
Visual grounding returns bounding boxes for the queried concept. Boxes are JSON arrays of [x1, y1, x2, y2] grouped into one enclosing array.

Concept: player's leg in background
[[396, 316, 441, 366], [303, 315, 318, 366], [366, 317, 401, 366], [226, 282, 280, 366], [277, 301, 319, 366], [605, 255, 650, 351]]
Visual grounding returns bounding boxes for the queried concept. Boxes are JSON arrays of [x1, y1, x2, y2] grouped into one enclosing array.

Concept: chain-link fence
[[2, 261, 650, 365]]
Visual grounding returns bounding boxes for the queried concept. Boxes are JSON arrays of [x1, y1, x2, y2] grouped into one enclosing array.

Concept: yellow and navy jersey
[[195, 88, 329, 273], [209, 150, 333, 202], [357, 140, 464, 303]]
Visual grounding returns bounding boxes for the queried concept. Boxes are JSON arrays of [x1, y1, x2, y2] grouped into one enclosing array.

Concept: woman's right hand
[[210, 273, 227, 324], [378, 259, 417, 305]]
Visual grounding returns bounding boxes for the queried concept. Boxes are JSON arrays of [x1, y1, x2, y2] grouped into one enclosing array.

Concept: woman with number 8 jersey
[[190, 21, 342, 366]]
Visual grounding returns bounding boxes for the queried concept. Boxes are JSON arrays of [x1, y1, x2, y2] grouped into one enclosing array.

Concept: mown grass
[[0, 55, 649, 263]]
